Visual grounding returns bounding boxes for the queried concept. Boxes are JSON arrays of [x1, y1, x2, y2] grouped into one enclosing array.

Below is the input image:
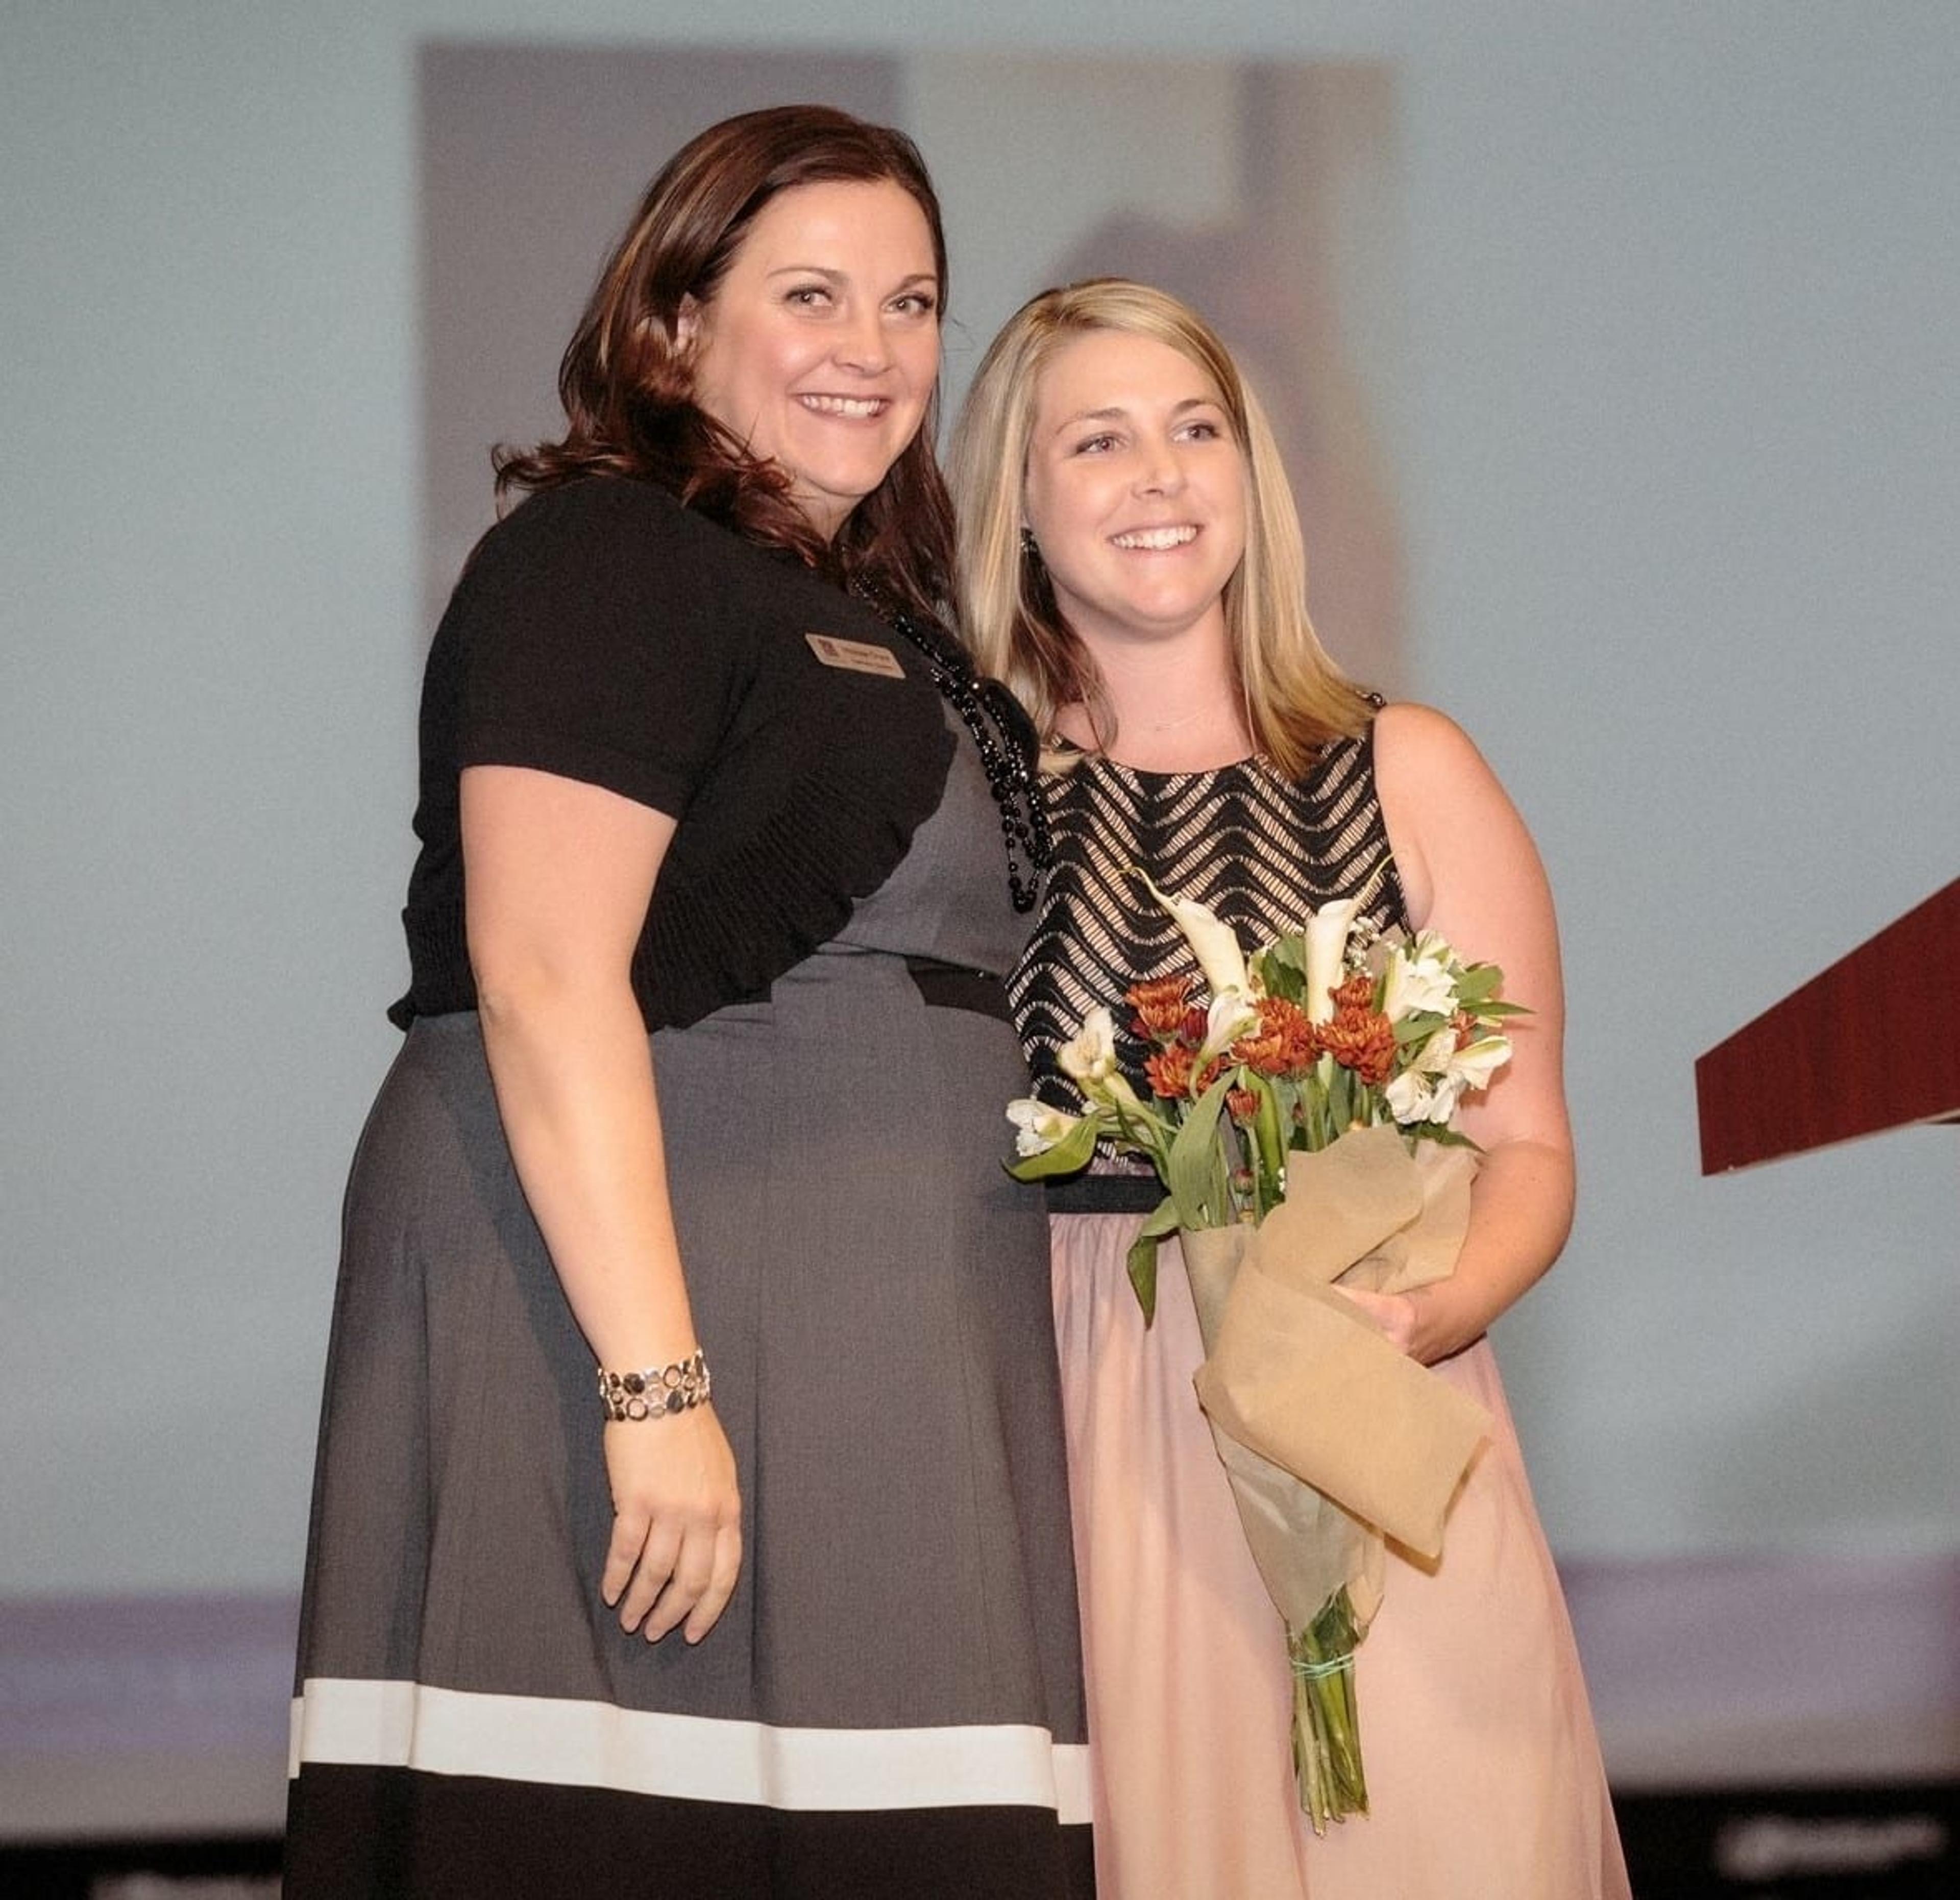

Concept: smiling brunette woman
[[283, 108, 1089, 1898], [952, 280, 1627, 1900]]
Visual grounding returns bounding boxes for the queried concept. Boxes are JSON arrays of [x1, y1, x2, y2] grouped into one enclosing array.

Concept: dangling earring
[[1019, 525, 1041, 564]]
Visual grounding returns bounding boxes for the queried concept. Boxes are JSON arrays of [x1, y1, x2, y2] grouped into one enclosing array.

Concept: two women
[[291, 93, 1619, 1898], [286, 108, 1089, 1898], [953, 280, 1631, 1899]]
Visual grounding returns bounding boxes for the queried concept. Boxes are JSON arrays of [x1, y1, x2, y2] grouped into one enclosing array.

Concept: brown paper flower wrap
[[1180, 1126, 1492, 1828]]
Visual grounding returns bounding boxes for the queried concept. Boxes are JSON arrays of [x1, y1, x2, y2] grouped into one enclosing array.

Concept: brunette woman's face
[[1021, 329, 1247, 654], [681, 179, 941, 539]]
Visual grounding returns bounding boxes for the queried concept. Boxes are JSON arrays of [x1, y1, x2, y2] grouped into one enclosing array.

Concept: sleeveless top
[[1011, 723, 1408, 1119]]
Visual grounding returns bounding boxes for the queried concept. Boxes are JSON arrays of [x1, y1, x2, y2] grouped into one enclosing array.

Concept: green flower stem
[[1288, 1590, 1368, 1834], [1251, 1075, 1288, 1218]]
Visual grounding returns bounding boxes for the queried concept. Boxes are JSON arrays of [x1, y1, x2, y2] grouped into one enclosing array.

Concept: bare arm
[[1356, 703, 1575, 1364], [462, 763, 741, 1641]]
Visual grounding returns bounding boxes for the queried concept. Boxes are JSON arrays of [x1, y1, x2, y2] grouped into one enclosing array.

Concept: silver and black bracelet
[[597, 1347, 712, 1422]]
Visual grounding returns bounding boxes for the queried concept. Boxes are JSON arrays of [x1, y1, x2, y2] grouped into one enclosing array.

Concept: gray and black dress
[[285, 478, 1092, 1897]]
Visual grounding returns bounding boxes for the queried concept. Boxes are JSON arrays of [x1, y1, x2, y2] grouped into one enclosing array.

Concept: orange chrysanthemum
[[1330, 973, 1377, 1014], [1126, 972, 1196, 1041], [1227, 1087, 1262, 1127], [1317, 976, 1396, 1085], [1145, 1042, 1224, 1101], [1230, 996, 1318, 1078]]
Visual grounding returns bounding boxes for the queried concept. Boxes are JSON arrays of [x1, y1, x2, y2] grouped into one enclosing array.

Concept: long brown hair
[[497, 105, 954, 622], [949, 279, 1372, 779]]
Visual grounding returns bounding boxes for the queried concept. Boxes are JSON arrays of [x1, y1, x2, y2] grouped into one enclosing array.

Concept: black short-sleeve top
[[390, 477, 957, 1031]]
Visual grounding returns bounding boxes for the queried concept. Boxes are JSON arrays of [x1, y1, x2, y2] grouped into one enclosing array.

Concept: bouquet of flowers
[[1007, 876, 1520, 1831]]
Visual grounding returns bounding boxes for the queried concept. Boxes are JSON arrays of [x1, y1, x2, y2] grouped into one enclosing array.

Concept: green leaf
[[1125, 1196, 1181, 1324], [1329, 1062, 1356, 1136], [1002, 1109, 1102, 1181], [1415, 1123, 1484, 1151], [1166, 1072, 1234, 1225], [1260, 935, 1309, 1003], [1453, 963, 1506, 1006], [1393, 1011, 1447, 1047]]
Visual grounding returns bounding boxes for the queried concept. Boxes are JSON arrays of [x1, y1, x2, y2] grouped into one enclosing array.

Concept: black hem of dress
[[285, 1764, 1094, 1899]]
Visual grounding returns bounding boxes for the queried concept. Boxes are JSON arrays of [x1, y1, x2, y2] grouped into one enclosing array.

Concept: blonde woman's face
[[680, 179, 940, 539], [1020, 329, 1246, 653]]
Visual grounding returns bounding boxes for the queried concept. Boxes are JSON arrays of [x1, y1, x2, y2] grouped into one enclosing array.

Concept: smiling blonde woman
[[952, 278, 1628, 1900]]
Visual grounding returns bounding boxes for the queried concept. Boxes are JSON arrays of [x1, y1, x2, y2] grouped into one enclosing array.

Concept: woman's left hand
[[1332, 1284, 1422, 1358]]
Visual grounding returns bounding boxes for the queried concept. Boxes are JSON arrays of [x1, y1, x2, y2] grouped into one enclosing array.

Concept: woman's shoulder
[[1369, 700, 1493, 793], [461, 476, 807, 636], [1371, 697, 1466, 746], [1371, 700, 1543, 922], [485, 474, 707, 561], [458, 477, 682, 589]]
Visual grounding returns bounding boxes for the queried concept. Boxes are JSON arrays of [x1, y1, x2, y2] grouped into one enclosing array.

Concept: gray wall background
[[3, 1, 1955, 1603]]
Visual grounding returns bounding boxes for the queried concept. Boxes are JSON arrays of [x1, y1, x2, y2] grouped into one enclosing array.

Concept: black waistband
[[903, 957, 1012, 1024], [1042, 1173, 1167, 1215]]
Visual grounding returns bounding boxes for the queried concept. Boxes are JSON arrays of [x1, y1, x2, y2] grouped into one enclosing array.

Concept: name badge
[[805, 632, 906, 679]]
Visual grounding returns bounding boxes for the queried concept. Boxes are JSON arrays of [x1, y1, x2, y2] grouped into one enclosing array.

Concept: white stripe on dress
[[290, 1678, 1093, 1823]]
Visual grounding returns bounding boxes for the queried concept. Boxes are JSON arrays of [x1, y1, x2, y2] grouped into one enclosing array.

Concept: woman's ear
[[674, 294, 703, 350]]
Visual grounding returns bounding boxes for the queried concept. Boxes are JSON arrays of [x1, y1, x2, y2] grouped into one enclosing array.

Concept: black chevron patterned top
[[1011, 722, 1409, 1118]]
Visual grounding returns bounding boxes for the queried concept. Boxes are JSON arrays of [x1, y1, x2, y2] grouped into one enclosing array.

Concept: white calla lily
[[1200, 986, 1260, 1059], [1303, 897, 1363, 1023], [1135, 870, 1252, 1001]]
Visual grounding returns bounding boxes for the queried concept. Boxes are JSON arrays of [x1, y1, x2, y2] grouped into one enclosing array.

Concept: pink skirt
[[1052, 1214, 1631, 1900]]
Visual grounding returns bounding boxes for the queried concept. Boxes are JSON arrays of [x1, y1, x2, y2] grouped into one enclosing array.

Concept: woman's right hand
[[602, 1402, 743, 1645]]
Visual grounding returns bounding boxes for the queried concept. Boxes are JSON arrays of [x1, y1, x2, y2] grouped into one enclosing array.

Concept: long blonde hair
[[949, 278, 1371, 779]]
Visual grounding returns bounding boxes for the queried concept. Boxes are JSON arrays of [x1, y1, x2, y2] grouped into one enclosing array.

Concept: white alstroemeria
[[1385, 1070, 1457, 1125], [1446, 1033, 1512, 1094], [1383, 1026, 1455, 1124], [1006, 1098, 1087, 1157], [1384, 1025, 1513, 1125], [1303, 897, 1364, 1024], [1136, 871, 1252, 1002], [1379, 937, 1458, 1024], [1384, 1070, 1430, 1123], [1058, 1005, 1120, 1088]]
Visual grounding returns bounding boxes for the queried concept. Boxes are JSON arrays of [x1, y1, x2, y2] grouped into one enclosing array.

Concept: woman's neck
[[1057, 620, 1254, 771]]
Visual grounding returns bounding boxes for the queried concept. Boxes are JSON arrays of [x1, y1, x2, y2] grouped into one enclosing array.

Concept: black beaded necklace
[[856, 588, 1050, 912]]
